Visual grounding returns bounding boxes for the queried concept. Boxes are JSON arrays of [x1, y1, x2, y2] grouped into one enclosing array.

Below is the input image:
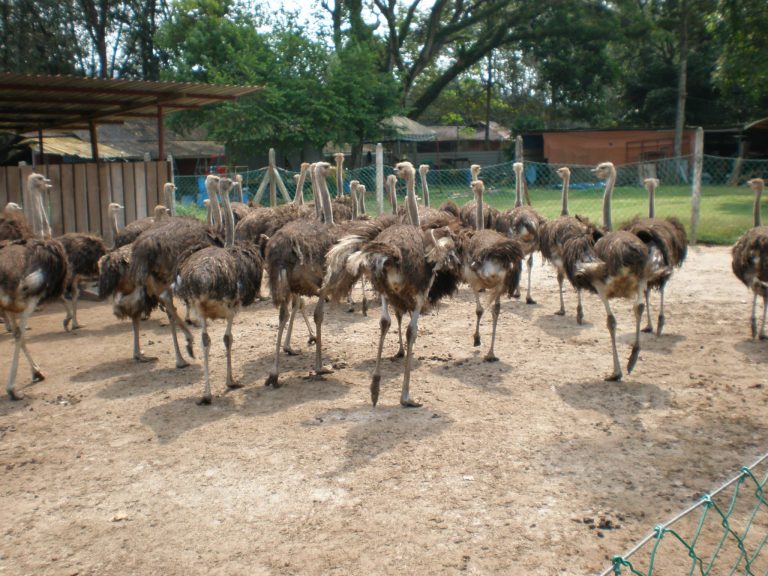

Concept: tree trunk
[[673, 0, 689, 181]]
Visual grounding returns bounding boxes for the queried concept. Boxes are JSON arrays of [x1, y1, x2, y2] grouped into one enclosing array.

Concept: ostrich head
[[512, 162, 523, 177], [107, 202, 123, 216], [419, 164, 430, 177], [28, 172, 51, 193], [556, 167, 570, 181], [471, 180, 485, 196], [3, 201, 23, 215], [153, 205, 171, 220], [470, 164, 481, 181], [748, 178, 765, 192], [591, 162, 615, 180], [394, 161, 415, 180], [163, 182, 176, 195], [300, 162, 311, 174], [643, 178, 659, 190], [333, 152, 345, 166]]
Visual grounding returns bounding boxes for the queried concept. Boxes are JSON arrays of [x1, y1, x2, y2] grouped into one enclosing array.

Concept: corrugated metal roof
[[18, 136, 133, 159], [0, 73, 261, 133], [381, 116, 436, 142]]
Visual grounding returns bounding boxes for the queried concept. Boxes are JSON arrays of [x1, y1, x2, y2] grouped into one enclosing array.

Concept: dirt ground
[[2, 245, 767, 575]]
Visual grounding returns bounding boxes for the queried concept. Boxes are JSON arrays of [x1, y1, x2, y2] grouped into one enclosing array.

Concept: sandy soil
[[2, 245, 767, 576]]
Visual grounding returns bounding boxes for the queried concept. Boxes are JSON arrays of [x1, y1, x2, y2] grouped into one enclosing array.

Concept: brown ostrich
[[0, 202, 32, 241], [264, 162, 337, 387], [538, 166, 597, 322], [459, 164, 498, 229], [0, 173, 68, 400], [347, 161, 460, 407], [113, 204, 171, 249], [562, 162, 651, 381], [494, 161, 544, 304], [732, 178, 768, 339], [620, 178, 688, 335], [461, 179, 524, 360], [174, 177, 263, 404], [58, 230, 107, 331], [129, 175, 223, 368]]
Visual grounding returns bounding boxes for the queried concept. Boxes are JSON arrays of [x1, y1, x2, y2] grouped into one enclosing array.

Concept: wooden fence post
[[690, 126, 704, 245], [376, 143, 383, 214], [268, 148, 277, 207], [167, 154, 176, 216]]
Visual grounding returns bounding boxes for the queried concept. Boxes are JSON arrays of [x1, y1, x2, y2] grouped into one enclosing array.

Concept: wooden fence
[[0, 160, 171, 239]]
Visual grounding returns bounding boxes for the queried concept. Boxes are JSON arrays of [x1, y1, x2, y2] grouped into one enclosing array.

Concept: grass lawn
[[175, 183, 761, 246]]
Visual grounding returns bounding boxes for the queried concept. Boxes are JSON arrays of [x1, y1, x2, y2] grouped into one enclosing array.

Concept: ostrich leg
[[642, 288, 654, 333], [473, 292, 484, 347], [360, 278, 368, 316], [224, 309, 241, 389], [370, 296, 391, 406], [627, 287, 645, 374], [656, 283, 668, 337], [197, 316, 213, 405], [393, 310, 405, 358], [400, 306, 423, 408], [525, 254, 536, 304], [601, 296, 622, 382], [751, 292, 758, 339], [62, 294, 74, 331], [266, 302, 289, 388], [159, 291, 193, 368], [313, 297, 332, 376], [760, 291, 768, 340], [282, 295, 302, 355], [6, 297, 42, 400], [484, 292, 502, 362], [576, 289, 585, 325], [300, 297, 316, 344], [555, 270, 566, 316], [70, 281, 83, 329], [132, 316, 157, 362]]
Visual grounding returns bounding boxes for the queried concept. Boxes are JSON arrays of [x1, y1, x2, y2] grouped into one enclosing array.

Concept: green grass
[[174, 184, 761, 245]]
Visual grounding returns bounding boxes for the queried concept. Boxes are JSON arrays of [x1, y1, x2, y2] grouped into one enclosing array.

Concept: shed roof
[[0, 73, 261, 133], [380, 116, 436, 142]]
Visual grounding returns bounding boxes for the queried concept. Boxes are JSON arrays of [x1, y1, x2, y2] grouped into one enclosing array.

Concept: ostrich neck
[[560, 177, 570, 216], [602, 168, 616, 231], [336, 163, 344, 197], [163, 187, 174, 213], [109, 211, 120, 245], [648, 185, 656, 219], [221, 191, 235, 248], [754, 186, 763, 228], [208, 185, 222, 231], [309, 172, 322, 219], [420, 173, 430, 208], [476, 190, 484, 231], [405, 174, 420, 227], [320, 173, 334, 225], [351, 187, 358, 221], [515, 170, 523, 209], [294, 171, 307, 206], [359, 188, 366, 215], [35, 186, 51, 239], [389, 182, 397, 215]]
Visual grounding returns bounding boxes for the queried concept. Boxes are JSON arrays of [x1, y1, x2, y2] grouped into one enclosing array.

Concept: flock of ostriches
[[0, 156, 766, 407]]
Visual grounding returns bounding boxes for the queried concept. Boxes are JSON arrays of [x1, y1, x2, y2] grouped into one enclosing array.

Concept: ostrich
[[229, 175, 251, 224], [538, 167, 597, 321], [58, 231, 108, 331], [461, 179, 524, 361], [732, 178, 768, 339], [346, 161, 460, 407], [494, 162, 544, 304], [0, 173, 68, 400], [562, 162, 650, 381], [620, 178, 688, 335], [459, 164, 498, 229], [113, 204, 171, 249], [419, 164, 431, 208], [175, 177, 263, 404], [0, 202, 32, 241], [264, 162, 337, 388], [129, 175, 223, 368]]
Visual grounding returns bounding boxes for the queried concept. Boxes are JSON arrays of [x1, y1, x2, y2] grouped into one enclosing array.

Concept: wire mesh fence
[[172, 155, 768, 244], [599, 452, 768, 576]]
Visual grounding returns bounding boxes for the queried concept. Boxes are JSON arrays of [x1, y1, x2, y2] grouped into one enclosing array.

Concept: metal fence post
[[376, 143, 383, 213], [691, 126, 704, 245]]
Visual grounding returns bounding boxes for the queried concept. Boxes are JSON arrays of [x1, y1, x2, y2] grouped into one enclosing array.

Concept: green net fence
[[173, 155, 768, 244], [599, 452, 768, 576]]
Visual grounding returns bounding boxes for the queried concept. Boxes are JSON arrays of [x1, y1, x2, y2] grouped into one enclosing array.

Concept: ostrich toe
[[31, 370, 46, 383], [226, 379, 243, 389], [265, 374, 280, 388], [554, 309, 565, 316], [483, 353, 498, 363], [473, 335, 481, 347], [196, 395, 212, 406], [307, 336, 317, 345], [134, 353, 158, 363], [526, 297, 536, 305], [641, 326, 653, 333], [283, 346, 300, 356], [604, 372, 622, 382], [8, 389, 24, 401], [400, 397, 422, 408], [627, 345, 640, 374], [175, 358, 190, 369]]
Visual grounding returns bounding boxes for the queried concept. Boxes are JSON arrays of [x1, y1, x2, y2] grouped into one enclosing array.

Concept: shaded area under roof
[[381, 116, 436, 142], [0, 73, 261, 133]]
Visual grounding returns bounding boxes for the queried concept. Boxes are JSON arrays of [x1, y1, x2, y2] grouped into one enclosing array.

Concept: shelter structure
[[0, 73, 260, 237]]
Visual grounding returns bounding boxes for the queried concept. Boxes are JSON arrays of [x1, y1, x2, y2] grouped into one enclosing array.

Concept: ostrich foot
[[392, 349, 405, 359], [307, 336, 317, 345], [196, 396, 212, 406], [265, 374, 280, 388], [627, 345, 640, 374], [473, 335, 481, 347], [483, 353, 499, 362], [576, 309, 584, 325], [312, 365, 333, 377], [346, 305, 355, 313], [63, 318, 71, 332], [226, 379, 243, 390], [752, 319, 758, 339], [512, 288, 521, 299], [526, 297, 536, 305], [400, 398, 422, 408], [283, 346, 300, 356], [175, 358, 190, 369], [32, 369, 46, 383], [72, 323, 83, 330], [554, 309, 565, 316], [8, 389, 23, 401], [760, 335, 768, 341], [134, 353, 158, 363], [185, 318, 200, 327], [642, 326, 653, 333], [370, 375, 381, 407], [656, 315, 665, 336], [604, 372, 623, 382]]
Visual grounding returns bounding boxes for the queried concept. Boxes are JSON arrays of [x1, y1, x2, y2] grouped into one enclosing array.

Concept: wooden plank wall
[[0, 161, 170, 237]]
